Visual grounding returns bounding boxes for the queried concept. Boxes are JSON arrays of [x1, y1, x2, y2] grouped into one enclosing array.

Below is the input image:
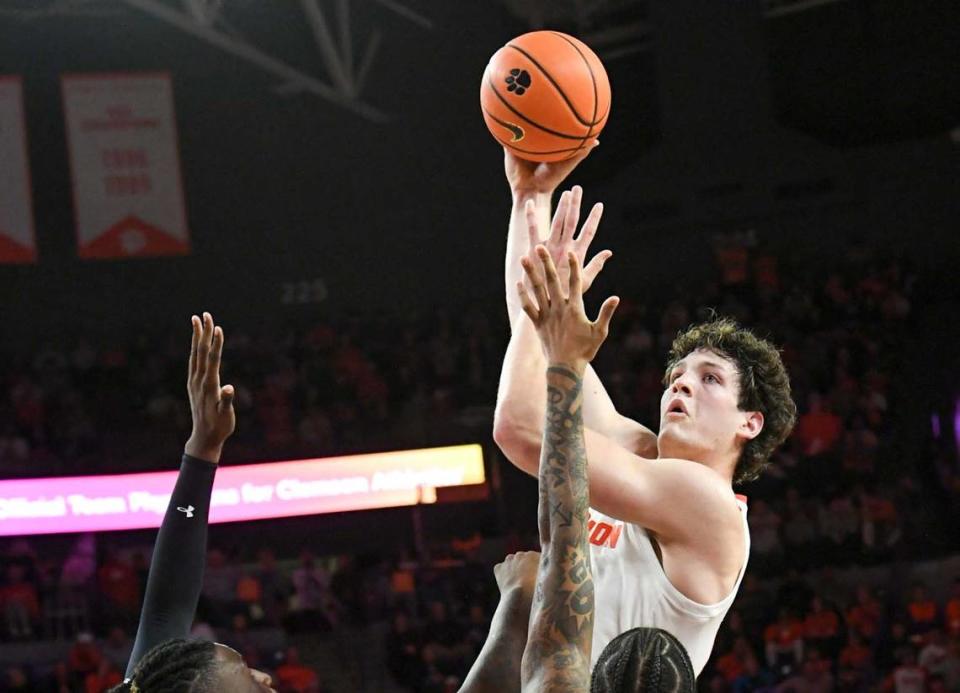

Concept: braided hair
[[591, 628, 696, 693], [106, 638, 218, 693]]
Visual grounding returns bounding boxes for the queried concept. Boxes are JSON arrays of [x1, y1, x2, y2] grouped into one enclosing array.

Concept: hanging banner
[[62, 72, 190, 259], [0, 77, 37, 264]]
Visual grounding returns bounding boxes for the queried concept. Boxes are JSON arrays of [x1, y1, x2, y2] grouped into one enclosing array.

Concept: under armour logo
[[177, 505, 195, 518]]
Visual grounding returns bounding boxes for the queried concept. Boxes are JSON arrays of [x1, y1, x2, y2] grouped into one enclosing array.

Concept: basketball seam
[[548, 31, 601, 152], [485, 77, 586, 140], [505, 42, 601, 127], [482, 107, 525, 141], [489, 130, 583, 157]]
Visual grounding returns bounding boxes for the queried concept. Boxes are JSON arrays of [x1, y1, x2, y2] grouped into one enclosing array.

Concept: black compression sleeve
[[125, 454, 217, 676]]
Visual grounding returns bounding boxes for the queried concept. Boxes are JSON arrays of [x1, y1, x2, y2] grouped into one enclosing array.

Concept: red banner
[[62, 72, 190, 259], [0, 77, 36, 264]]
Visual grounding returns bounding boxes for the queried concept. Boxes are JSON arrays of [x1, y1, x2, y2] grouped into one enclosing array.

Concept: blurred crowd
[[2, 529, 959, 693], [2, 235, 959, 692]]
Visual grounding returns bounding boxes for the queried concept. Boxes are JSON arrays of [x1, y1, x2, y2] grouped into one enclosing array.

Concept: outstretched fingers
[[582, 249, 613, 287], [567, 252, 584, 310], [188, 315, 201, 381], [594, 296, 620, 339], [195, 312, 213, 381], [536, 245, 565, 302], [516, 281, 540, 325], [525, 199, 539, 251], [564, 185, 582, 243], [205, 325, 223, 392], [547, 190, 570, 245], [574, 202, 604, 255], [520, 255, 550, 313]]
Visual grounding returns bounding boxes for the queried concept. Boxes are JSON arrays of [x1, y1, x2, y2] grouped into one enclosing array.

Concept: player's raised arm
[[499, 249, 745, 569], [125, 312, 236, 676], [518, 248, 618, 692], [496, 165, 657, 480]]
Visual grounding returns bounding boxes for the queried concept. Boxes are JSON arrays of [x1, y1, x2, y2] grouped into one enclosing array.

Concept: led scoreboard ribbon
[[0, 444, 485, 536]]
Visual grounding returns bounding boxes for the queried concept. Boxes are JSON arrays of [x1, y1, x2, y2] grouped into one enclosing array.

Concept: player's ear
[[739, 411, 763, 441]]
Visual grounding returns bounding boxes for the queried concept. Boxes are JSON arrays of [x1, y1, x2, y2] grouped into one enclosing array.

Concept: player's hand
[[494, 551, 540, 601], [185, 312, 235, 464], [505, 139, 599, 197], [518, 247, 619, 372], [523, 184, 611, 296]]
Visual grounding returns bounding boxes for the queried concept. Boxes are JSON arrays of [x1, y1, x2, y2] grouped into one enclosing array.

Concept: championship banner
[[0, 77, 36, 263], [0, 444, 487, 537], [61, 72, 190, 259]]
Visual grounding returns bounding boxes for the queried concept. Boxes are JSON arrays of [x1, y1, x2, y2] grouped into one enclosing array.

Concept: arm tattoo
[[522, 365, 594, 692]]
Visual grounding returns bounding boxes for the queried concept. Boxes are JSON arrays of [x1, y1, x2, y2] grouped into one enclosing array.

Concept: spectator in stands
[[803, 595, 843, 659], [920, 628, 950, 680], [386, 610, 425, 690], [100, 625, 132, 673], [67, 632, 102, 688], [750, 499, 784, 575], [734, 575, 774, 644], [421, 600, 467, 677], [766, 607, 805, 674], [289, 549, 338, 632], [460, 602, 491, 658], [254, 547, 290, 628], [888, 647, 926, 693], [774, 648, 834, 693], [716, 636, 757, 684], [97, 549, 140, 626], [783, 489, 819, 568], [838, 631, 873, 691], [797, 392, 843, 458], [84, 656, 123, 693], [235, 565, 265, 624], [2, 665, 32, 692], [945, 579, 960, 638], [858, 485, 902, 556], [732, 653, 778, 693], [202, 547, 240, 627], [0, 563, 39, 639], [940, 637, 960, 692], [818, 490, 860, 564], [905, 582, 940, 640], [847, 584, 883, 642], [222, 612, 257, 658], [274, 645, 321, 693]]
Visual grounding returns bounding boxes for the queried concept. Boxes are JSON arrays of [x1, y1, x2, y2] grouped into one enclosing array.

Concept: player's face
[[213, 643, 276, 692], [658, 349, 762, 466]]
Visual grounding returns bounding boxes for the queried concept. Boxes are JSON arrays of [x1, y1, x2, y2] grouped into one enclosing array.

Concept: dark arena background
[[1, 1, 959, 691]]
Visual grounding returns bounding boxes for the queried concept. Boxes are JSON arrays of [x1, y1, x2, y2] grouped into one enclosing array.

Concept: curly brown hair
[[663, 317, 796, 485]]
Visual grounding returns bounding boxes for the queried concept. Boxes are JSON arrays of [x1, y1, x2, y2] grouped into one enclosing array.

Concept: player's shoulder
[[650, 458, 742, 515], [650, 456, 734, 490]]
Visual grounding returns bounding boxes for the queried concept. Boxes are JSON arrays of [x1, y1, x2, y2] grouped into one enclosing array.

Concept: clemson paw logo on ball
[[505, 68, 531, 95]]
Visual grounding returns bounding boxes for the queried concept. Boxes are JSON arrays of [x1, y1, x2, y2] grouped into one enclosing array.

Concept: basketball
[[480, 31, 611, 163]]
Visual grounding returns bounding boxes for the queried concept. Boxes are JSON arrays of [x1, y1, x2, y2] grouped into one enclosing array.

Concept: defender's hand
[[518, 247, 619, 372], [493, 551, 541, 601], [185, 312, 235, 464], [505, 139, 599, 197], [523, 185, 611, 298]]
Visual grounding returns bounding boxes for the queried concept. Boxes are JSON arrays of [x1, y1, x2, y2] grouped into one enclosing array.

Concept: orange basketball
[[480, 31, 611, 163]]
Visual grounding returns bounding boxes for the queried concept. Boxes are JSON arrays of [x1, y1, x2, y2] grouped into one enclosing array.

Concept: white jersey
[[588, 495, 749, 676]]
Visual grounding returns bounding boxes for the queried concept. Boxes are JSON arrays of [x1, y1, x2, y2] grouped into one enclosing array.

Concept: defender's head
[[659, 317, 796, 484], [110, 639, 274, 693], [591, 627, 695, 692]]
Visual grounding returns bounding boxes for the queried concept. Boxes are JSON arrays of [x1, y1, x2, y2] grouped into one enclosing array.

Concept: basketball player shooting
[[490, 150, 797, 679]]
